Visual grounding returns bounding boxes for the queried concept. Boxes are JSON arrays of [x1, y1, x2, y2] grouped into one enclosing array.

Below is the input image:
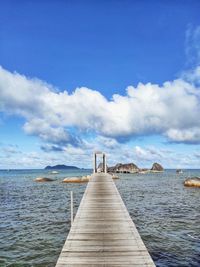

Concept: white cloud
[[23, 119, 73, 144], [134, 146, 166, 162], [166, 128, 200, 144], [96, 136, 120, 149], [182, 66, 200, 84], [185, 24, 200, 66], [1, 65, 200, 146], [0, 144, 21, 155]]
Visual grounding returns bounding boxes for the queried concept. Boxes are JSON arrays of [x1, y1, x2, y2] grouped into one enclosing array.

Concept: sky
[[1, 0, 200, 169]]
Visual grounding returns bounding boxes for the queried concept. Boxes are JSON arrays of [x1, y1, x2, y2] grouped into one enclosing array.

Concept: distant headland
[[44, 164, 80, 170]]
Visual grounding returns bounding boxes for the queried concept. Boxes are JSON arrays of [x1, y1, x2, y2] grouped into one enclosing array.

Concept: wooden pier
[[55, 160, 156, 267]]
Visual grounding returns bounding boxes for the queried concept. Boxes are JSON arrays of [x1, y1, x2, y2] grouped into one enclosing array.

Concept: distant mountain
[[45, 164, 79, 170]]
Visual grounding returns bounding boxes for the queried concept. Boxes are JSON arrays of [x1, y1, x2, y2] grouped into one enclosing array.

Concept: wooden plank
[[55, 173, 156, 267]]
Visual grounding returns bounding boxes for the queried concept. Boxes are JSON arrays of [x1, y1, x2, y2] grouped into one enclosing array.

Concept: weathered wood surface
[[56, 173, 156, 267]]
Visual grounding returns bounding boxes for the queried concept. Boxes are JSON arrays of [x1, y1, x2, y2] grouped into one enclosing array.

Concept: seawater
[[0, 169, 199, 267]]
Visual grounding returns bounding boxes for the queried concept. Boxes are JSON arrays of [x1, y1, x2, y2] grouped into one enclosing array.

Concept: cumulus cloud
[[96, 136, 120, 149], [134, 146, 167, 161], [1, 65, 200, 146], [23, 118, 79, 145], [166, 128, 200, 144]]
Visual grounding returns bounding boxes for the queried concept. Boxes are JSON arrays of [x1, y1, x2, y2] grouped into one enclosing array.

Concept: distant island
[[44, 164, 80, 170]]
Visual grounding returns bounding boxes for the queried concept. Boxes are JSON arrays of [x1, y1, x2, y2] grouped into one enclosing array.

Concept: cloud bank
[[1, 66, 200, 147]]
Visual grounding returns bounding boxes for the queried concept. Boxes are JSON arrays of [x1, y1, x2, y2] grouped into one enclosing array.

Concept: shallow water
[[0, 169, 199, 267]]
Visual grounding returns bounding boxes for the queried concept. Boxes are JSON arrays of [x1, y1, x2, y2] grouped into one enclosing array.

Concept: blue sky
[[1, 0, 200, 168]]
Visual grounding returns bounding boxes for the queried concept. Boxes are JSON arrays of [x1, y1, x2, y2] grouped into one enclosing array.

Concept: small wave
[[187, 234, 200, 240]]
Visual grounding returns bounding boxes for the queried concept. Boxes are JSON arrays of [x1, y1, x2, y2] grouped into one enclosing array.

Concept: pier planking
[[55, 173, 156, 267]]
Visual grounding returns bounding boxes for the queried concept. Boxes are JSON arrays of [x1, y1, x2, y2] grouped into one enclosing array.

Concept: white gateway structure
[[93, 151, 107, 173]]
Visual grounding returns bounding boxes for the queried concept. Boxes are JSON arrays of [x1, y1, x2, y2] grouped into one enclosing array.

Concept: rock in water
[[62, 176, 90, 183], [62, 177, 82, 183], [112, 175, 119, 179], [151, 163, 164, 172], [108, 163, 139, 173], [81, 175, 91, 182], [35, 177, 54, 182], [184, 177, 200, 188]]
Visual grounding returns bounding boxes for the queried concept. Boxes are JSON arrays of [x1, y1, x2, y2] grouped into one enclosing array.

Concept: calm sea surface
[[0, 169, 199, 267]]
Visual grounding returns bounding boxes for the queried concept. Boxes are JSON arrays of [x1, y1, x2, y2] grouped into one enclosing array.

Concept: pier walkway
[[55, 167, 156, 266]]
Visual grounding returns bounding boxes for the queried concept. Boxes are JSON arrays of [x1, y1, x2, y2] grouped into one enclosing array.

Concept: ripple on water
[[116, 170, 200, 267], [0, 169, 200, 267]]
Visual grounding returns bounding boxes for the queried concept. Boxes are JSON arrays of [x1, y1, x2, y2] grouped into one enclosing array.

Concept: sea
[[0, 169, 199, 267]]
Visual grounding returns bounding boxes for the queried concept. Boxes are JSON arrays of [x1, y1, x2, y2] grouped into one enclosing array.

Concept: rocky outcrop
[[97, 163, 108, 172], [151, 163, 164, 172], [108, 163, 139, 173], [81, 175, 91, 182], [112, 174, 119, 179], [62, 175, 91, 183], [35, 177, 54, 182], [62, 177, 84, 183], [184, 177, 200, 188], [108, 162, 164, 174], [138, 169, 150, 174], [107, 164, 120, 173]]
